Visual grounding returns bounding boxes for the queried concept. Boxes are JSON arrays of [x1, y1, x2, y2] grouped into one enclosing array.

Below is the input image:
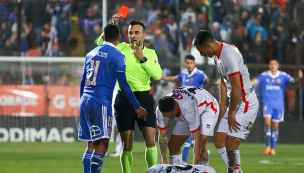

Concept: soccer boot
[[270, 149, 276, 155], [263, 147, 271, 155]]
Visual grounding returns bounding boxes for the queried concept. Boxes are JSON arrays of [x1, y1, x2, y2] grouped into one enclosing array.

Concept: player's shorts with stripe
[[263, 104, 284, 122], [78, 95, 113, 141], [172, 101, 219, 136], [217, 92, 258, 140], [114, 91, 156, 132]]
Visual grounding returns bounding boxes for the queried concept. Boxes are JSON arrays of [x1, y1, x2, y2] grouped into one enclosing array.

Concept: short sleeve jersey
[[156, 87, 217, 133], [177, 67, 208, 88], [213, 43, 253, 98], [256, 71, 292, 109], [82, 42, 126, 107]]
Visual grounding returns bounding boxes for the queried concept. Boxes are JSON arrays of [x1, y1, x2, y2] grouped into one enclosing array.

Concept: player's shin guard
[[217, 147, 228, 167], [170, 153, 182, 166], [82, 150, 93, 173], [227, 150, 242, 173], [120, 151, 133, 173], [182, 137, 193, 163], [271, 130, 279, 149], [90, 152, 105, 173], [198, 157, 209, 166], [264, 128, 271, 147], [145, 146, 158, 169]]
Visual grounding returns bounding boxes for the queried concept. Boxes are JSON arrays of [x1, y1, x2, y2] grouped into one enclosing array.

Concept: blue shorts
[[263, 105, 284, 122], [78, 96, 113, 142]]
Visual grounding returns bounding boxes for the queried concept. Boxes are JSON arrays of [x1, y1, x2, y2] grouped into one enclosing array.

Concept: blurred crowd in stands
[[0, 0, 303, 65]]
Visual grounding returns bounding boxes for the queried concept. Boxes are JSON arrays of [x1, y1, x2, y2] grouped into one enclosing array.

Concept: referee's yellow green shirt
[[97, 36, 162, 92]]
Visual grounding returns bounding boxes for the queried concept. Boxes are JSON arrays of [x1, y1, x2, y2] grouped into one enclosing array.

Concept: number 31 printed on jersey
[[86, 60, 100, 86]]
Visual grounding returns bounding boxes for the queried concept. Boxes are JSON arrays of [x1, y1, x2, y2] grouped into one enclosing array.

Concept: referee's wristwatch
[[140, 57, 147, 63]]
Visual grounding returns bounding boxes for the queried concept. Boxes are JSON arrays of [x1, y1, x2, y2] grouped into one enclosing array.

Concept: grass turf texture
[[0, 142, 303, 173]]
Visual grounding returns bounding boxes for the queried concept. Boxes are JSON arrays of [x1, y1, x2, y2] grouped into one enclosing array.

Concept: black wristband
[[140, 57, 147, 63]]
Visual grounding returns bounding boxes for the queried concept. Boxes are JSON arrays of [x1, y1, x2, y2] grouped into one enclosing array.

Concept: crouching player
[[147, 164, 216, 173], [157, 86, 219, 166]]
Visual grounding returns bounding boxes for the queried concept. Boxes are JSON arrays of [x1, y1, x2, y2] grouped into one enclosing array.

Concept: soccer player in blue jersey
[[78, 24, 147, 173], [251, 60, 302, 155], [160, 55, 211, 164]]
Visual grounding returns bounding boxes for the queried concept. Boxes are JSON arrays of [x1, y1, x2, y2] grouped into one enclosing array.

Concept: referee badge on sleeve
[[154, 60, 159, 64]]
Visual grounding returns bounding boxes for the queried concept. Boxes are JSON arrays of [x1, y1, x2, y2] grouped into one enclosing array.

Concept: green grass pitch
[[0, 142, 303, 173]]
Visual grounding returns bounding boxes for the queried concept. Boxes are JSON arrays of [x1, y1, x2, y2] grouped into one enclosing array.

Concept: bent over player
[[78, 24, 147, 173], [157, 87, 219, 166], [251, 60, 303, 155], [147, 164, 216, 173], [195, 30, 259, 173]]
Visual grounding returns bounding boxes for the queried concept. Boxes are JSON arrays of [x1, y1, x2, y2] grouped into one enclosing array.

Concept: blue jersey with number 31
[[82, 42, 126, 107], [256, 71, 292, 110]]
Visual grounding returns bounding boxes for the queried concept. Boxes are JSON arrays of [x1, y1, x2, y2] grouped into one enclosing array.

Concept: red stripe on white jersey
[[190, 126, 201, 133], [240, 74, 249, 113], [198, 101, 217, 114], [228, 71, 240, 77], [157, 125, 167, 130]]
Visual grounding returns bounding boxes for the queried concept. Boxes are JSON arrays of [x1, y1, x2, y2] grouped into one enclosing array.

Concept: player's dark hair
[[270, 59, 279, 64], [158, 96, 176, 112], [104, 24, 120, 42], [185, 55, 195, 62], [194, 30, 215, 46], [129, 20, 146, 33]]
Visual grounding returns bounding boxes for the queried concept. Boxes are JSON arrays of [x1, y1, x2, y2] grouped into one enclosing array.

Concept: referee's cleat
[[270, 149, 276, 155], [263, 147, 271, 155], [110, 151, 121, 157]]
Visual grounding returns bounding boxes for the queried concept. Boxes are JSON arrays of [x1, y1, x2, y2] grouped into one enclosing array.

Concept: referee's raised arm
[[97, 13, 162, 173]]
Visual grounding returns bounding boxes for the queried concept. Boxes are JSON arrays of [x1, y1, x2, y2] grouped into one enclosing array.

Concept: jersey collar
[[268, 70, 280, 78], [187, 67, 198, 77], [103, 41, 116, 48]]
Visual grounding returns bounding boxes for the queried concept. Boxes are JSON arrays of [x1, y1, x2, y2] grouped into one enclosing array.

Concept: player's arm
[[290, 70, 303, 84], [160, 76, 179, 82], [191, 129, 201, 165], [137, 49, 162, 80], [219, 77, 228, 118], [228, 73, 242, 133], [79, 67, 86, 98], [158, 128, 168, 164], [115, 55, 147, 118], [251, 79, 259, 86]]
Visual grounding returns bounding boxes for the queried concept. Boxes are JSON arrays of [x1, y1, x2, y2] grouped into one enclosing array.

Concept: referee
[[97, 14, 162, 173]]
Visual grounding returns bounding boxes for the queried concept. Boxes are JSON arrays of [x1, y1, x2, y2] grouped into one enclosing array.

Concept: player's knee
[[225, 137, 241, 150], [144, 136, 155, 147], [214, 138, 225, 149]]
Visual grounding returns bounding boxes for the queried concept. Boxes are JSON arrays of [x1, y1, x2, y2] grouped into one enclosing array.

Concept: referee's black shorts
[[114, 90, 156, 132]]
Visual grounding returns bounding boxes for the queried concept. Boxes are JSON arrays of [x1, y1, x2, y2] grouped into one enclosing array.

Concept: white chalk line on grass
[[259, 160, 304, 166]]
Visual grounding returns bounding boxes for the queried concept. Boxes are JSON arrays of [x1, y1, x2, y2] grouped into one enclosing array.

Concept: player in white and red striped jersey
[[157, 86, 219, 166], [194, 30, 259, 173]]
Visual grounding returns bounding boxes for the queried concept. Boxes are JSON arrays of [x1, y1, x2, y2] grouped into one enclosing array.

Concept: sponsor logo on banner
[[0, 85, 45, 116], [48, 86, 80, 117], [0, 127, 75, 142]]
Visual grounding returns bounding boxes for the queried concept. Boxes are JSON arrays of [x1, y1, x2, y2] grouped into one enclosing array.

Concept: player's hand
[[135, 107, 148, 121], [133, 42, 144, 60], [112, 13, 122, 25], [219, 102, 227, 119], [228, 112, 241, 133], [298, 70, 303, 78]]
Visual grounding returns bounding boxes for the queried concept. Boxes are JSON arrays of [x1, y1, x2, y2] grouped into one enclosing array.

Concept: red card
[[119, 5, 130, 18]]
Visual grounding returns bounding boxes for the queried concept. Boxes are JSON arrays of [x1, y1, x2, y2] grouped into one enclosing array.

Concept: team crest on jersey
[[276, 79, 281, 84], [171, 92, 183, 100], [190, 79, 194, 84]]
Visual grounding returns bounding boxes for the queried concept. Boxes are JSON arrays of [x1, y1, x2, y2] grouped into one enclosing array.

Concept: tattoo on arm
[[159, 138, 168, 161]]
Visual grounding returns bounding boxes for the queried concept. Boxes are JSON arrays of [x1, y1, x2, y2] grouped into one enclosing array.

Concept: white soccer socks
[[170, 153, 182, 165], [217, 147, 228, 167], [227, 150, 242, 173]]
